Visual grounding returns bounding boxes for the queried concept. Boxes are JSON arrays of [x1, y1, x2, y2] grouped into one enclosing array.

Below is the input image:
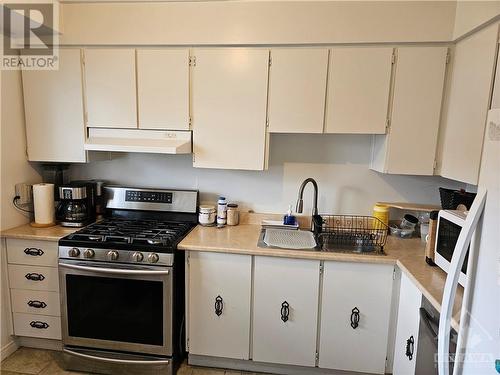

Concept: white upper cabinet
[[371, 47, 448, 175], [439, 24, 499, 184], [319, 262, 394, 374], [22, 49, 86, 162], [325, 47, 393, 134], [268, 48, 329, 133], [188, 252, 252, 360], [252, 256, 320, 367], [191, 48, 269, 170], [137, 49, 190, 130], [84, 48, 137, 128]]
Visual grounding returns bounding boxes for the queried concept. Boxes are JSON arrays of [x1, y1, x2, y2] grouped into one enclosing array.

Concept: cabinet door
[[319, 262, 394, 374], [325, 47, 393, 134], [439, 24, 499, 184], [252, 256, 320, 367], [191, 48, 269, 170], [392, 272, 422, 375], [268, 48, 328, 133], [373, 47, 448, 175], [188, 252, 252, 360], [137, 49, 190, 130], [84, 49, 137, 128], [22, 49, 86, 162]]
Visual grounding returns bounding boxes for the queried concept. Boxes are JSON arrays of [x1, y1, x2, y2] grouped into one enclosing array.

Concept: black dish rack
[[313, 215, 388, 252]]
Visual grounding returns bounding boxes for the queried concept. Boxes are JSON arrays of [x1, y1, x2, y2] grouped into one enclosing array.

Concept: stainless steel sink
[[257, 229, 386, 255]]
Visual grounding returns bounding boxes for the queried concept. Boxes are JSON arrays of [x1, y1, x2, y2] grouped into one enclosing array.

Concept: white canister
[[217, 197, 227, 225], [199, 205, 216, 226]]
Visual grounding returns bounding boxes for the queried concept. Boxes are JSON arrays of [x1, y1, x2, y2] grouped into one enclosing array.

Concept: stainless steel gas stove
[[58, 186, 198, 375]]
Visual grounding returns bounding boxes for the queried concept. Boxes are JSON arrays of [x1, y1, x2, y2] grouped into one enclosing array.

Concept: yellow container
[[373, 204, 389, 227]]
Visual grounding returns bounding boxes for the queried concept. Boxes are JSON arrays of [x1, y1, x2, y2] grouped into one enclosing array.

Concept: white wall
[[453, 0, 500, 39], [0, 70, 42, 359], [60, 1, 456, 45], [70, 134, 464, 215]]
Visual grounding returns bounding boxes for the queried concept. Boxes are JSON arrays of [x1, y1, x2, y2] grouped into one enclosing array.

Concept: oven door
[[59, 260, 172, 357]]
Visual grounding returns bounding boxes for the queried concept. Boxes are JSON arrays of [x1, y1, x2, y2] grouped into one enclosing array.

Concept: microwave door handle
[[58, 262, 170, 276], [438, 188, 487, 375], [63, 348, 170, 365]]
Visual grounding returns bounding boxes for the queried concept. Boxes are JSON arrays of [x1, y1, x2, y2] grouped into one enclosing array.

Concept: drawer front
[[8, 265, 59, 292], [11, 289, 61, 316], [7, 239, 59, 267], [13, 312, 61, 340]]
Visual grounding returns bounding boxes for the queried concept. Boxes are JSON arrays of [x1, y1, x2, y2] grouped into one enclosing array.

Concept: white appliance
[[435, 210, 469, 287], [438, 108, 500, 375]]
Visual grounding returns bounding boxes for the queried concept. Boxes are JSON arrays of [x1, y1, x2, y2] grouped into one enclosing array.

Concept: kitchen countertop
[[179, 223, 463, 330], [1, 223, 76, 241], [1, 220, 463, 330]]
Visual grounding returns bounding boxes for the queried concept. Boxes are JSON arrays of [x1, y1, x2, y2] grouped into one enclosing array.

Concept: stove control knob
[[132, 252, 144, 262], [68, 248, 80, 257], [84, 249, 95, 259], [107, 250, 119, 261], [148, 253, 159, 264]]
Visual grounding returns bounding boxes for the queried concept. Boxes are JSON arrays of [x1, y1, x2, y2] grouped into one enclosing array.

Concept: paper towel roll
[[33, 183, 55, 225]]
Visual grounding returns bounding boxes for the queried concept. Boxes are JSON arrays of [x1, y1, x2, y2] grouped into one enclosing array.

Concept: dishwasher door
[[415, 298, 457, 375]]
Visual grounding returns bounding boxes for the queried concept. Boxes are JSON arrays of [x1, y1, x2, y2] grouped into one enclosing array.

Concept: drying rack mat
[[264, 229, 317, 249]]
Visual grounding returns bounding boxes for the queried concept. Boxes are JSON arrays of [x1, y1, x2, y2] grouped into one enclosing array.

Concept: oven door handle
[[63, 348, 170, 365], [58, 262, 170, 275]]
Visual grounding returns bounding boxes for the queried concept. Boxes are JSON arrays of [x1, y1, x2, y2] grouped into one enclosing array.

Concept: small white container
[[199, 205, 216, 226], [217, 197, 227, 225]]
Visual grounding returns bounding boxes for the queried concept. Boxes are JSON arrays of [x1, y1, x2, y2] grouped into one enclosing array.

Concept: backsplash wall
[[69, 134, 464, 215]]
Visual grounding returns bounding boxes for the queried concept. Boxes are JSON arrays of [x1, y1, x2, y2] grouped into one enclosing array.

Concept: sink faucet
[[296, 178, 319, 231]]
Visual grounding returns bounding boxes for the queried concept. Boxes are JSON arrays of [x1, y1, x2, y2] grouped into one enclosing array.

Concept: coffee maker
[[56, 182, 96, 227]]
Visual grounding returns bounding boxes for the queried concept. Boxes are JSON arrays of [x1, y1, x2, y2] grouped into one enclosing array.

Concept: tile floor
[[1, 347, 266, 375]]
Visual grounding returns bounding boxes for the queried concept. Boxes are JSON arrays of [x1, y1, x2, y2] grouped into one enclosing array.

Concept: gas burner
[[62, 217, 195, 253]]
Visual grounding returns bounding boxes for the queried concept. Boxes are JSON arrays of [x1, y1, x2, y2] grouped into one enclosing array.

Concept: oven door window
[[436, 218, 469, 274], [66, 274, 163, 346]]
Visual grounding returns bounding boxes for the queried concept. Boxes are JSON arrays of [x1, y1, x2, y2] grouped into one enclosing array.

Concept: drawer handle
[[350, 307, 360, 329], [24, 247, 44, 256], [30, 321, 49, 329], [214, 295, 223, 316], [406, 335, 415, 361], [27, 300, 47, 309], [25, 273, 45, 281], [281, 301, 290, 323]]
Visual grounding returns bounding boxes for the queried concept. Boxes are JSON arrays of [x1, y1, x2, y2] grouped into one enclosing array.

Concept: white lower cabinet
[[252, 257, 320, 367], [5, 239, 62, 341], [318, 261, 394, 374], [11, 289, 61, 317], [392, 272, 422, 375], [12, 313, 62, 340], [188, 252, 252, 359]]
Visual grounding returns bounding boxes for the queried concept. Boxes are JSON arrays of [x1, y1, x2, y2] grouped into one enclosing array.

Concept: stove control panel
[[125, 190, 172, 204], [58, 246, 174, 267]]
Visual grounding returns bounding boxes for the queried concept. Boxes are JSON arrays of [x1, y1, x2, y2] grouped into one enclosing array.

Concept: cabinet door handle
[[405, 335, 415, 360], [25, 273, 45, 281], [30, 321, 49, 329], [350, 307, 360, 329], [27, 300, 47, 309], [24, 247, 44, 256], [281, 301, 290, 322], [214, 295, 223, 316]]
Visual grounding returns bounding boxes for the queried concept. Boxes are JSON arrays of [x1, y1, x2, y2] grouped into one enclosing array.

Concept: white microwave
[[435, 210, 469, 287]]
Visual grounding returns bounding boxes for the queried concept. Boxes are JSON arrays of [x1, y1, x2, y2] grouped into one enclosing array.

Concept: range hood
[[84, 128, 192, 154]]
